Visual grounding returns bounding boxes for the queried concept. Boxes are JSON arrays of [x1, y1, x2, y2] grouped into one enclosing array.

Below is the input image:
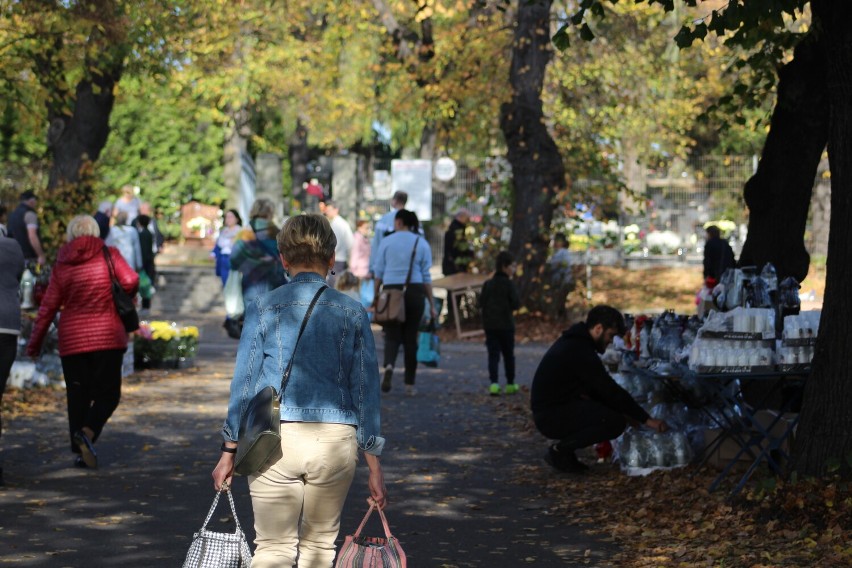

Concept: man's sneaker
[[544, 444, 588, 473], [488, 384, 501, 396], [405, 384, 417, 397], [504, 383, 519, 395], [381, 366, 393, 393]]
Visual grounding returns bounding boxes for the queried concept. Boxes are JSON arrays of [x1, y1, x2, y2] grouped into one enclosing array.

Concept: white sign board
[[391, 159, 432, 221]]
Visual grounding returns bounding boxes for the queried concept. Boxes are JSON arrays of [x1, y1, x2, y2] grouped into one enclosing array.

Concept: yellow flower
[[149, 321, 179, 341], [180, 326, 199, 338]]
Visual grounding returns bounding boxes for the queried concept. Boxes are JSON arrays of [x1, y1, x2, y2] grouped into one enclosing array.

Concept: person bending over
[[530, 305, 668, 473]]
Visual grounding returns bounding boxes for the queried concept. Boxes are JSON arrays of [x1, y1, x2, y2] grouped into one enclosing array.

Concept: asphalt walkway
[[0, 316, 617, 567]]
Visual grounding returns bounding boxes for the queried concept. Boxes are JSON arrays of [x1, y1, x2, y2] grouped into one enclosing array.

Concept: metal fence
[[355, 155, 830, 267]]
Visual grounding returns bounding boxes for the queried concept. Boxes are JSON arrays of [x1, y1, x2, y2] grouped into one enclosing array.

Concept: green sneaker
[[504, 384, 519, 395], [488, 384, 501, 396]]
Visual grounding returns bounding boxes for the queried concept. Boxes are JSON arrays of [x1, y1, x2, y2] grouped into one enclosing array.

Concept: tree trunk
[[738, 34, 828, 281], [38, 18, 126, 257], [289, 119, 309, 201], [791, 0, 852, 480], [809, 158, 831, 259], [223, 107, 251, 217], [46, 79, 119, 192], [500, 0, 567, 310], [419, 124, 437, 160]]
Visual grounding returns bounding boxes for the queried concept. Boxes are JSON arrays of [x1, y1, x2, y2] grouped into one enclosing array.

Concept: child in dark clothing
[[480, 251, 520, 395]]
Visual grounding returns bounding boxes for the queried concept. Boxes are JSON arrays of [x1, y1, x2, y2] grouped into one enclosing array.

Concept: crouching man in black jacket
[[531, 305, 668, 473]]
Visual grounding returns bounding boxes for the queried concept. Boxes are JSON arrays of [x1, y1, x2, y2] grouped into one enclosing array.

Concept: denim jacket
[[222, 272, 384, 455]]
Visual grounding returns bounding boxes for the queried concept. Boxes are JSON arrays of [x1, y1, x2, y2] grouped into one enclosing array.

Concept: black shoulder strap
[[279, 285, 327, 397], [102, 246, 118, 283], [403, 236, 420, 291]]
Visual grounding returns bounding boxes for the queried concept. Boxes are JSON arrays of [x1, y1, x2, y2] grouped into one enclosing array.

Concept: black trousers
[[0, 333, 17, 439], [382, 284, 426, 385], [60, 349, 125, 453], [485, 329, 515, 384], [534, 399, 627, 451]]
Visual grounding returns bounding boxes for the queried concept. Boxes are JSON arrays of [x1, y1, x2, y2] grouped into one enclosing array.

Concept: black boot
[[545, 444, 589, 473]]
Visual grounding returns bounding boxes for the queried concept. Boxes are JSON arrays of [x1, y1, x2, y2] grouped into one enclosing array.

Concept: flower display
[[134, 321, 199, 369]]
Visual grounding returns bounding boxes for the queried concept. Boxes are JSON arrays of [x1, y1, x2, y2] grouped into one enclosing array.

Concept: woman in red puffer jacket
[[27, 215, 138, 469]]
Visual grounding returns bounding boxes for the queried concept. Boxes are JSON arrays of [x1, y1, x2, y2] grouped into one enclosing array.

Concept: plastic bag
[[416, 332, 440, 367], [138, 270, 153, 300], [224, 271, 245, 319]]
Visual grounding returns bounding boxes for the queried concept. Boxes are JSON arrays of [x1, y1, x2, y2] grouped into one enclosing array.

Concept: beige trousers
[[249, 422, 357, 568]]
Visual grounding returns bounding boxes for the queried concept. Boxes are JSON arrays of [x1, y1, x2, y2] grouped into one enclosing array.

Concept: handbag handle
[[402, 237, 419, 293], [279, 285, 327, 399], [198, 483, 245, 535], [352, 502, 395, 540]]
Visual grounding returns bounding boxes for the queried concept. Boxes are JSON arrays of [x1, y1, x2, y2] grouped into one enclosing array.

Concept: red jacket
[[28, 235, 139, 358]]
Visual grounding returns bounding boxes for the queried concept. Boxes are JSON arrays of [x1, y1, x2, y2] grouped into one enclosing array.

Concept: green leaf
[[673, 26, 694, 49], [552, 26, 571, 51], [571, 8, 585, 26], [579, 23, 595, 42]]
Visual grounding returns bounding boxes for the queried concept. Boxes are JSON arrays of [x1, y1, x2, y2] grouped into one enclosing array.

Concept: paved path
[[0, 317, 616, 567]]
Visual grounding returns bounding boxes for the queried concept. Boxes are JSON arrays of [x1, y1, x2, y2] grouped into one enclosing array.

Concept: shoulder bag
[[103, 246, 140, 333], [182, 483, 253, 568], [234, 285, 327, 476], [374, 237, 419, 325], [335, 502, 406, 568]]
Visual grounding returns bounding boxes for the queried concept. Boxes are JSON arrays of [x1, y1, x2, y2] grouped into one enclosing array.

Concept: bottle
[[20, 268, 35, 309]]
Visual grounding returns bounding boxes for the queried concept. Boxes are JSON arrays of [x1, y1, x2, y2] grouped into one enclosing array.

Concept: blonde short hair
[[277, 214, 336, 267], [249, 198, 276, 221], [66, 215, 100, 241]]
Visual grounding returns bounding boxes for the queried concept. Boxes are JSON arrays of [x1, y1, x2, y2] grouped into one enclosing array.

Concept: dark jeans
[[382, 284, 426, 385], [534, 399, 627, 451], [485, 329, 515, 384], [0, 334, 17, 439], [61, 349, 125, 453]]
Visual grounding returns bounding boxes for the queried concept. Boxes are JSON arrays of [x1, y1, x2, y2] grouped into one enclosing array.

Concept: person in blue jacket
[[213, 214, 387, 567]]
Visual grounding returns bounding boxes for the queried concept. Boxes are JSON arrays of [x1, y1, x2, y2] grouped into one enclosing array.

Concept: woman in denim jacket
[[213, 214, 387, 568]]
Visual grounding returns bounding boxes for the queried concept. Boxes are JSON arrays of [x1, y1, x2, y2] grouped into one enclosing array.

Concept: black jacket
[[703, 236, 736, 280], [7, 203, 38, 259], [530, 323, 650, 423], [480, 272, 519, 330], [442, 219, 470, 275]]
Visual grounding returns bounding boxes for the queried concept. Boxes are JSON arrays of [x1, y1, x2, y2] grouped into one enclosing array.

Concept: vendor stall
[[603, 263, 815, 496], [431, 272, 489, 339]]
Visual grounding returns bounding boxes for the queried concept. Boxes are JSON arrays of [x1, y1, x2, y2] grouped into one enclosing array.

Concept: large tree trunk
[[46, 76, 120, 192], [792, 0, 852, 479], [738, 34, 828, 281], [500, 0, 567, 309], [36, 16, 126, 256]]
